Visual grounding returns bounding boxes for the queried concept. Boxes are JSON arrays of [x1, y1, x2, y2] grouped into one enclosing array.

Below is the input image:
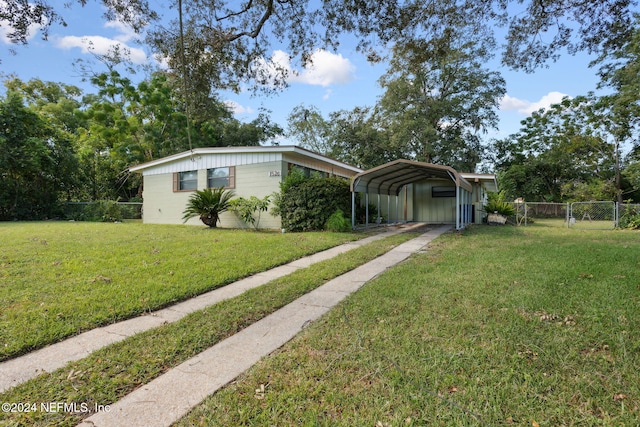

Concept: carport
[[350, 159, 474, 230]]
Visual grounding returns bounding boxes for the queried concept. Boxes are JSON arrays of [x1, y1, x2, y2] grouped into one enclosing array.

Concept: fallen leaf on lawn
[[254, 383, 267, 399]]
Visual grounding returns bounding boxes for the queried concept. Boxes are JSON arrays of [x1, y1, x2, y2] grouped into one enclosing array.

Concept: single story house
[[130, 147, 497, 230], [128, 145, 362, 228]]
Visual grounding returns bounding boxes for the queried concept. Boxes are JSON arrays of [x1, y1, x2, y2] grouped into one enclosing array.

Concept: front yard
[[0, 221, 359, 361], [178, 225, 640, 426], [1, 222, 639, 426]]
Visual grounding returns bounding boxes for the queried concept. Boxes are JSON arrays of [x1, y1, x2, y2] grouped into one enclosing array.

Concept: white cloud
[[54, 35, 147, 64], [257, 49, 356, 88], [500, 91, 570, 115], [224, 100, 254, 115], [294, 50, 356, 86], [104, 20, 137, 43]]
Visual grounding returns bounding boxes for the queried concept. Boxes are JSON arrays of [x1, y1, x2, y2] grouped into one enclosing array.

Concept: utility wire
[[178, 0, 194, 159]]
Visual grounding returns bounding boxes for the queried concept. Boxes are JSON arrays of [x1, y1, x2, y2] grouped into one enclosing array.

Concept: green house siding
[[412, 180, 457, 223]]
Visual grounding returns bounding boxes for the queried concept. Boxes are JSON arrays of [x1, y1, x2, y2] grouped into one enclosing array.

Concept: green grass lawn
[[2, 223, 639, 426], [0, 221, 360, 361], [0, 230, 417, 427], [175, 225, 640, 426]]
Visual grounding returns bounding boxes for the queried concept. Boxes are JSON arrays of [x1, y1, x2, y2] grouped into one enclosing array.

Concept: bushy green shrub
[[619, 204, 640, 230], [325, 209, 352, 232], [280, 176, 351, 232], [98, 200, 123, 222]]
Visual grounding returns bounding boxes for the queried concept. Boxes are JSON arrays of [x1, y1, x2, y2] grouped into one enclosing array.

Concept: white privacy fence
[[513, 202, 640, 229]]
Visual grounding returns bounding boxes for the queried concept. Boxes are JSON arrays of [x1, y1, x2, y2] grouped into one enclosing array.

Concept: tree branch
[[218, 0, 274, 42]]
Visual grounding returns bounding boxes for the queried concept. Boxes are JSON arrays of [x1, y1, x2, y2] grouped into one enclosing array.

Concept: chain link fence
[[513, 201, 640, 230], [515, 202, 569, 227], [569, 202, 616, 230], [64, 202, 143, 222]]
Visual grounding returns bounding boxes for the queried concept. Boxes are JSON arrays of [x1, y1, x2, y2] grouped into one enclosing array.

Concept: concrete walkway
[[76, 225, 452, 427], [0, 222, 432, 393]]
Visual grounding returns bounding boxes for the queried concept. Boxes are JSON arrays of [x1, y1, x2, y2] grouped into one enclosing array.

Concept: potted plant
[[484, 191, 515, 225]]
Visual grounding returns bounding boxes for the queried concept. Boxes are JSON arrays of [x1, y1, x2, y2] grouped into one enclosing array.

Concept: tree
[[0, 92, 76, 219], [286, 105, 331, 155], [376, 23, 505, 171], [1, 0, 156, 46], [71, 69, 283, 200], [326, 107, 403, 170], [5, 0, 635, 75], [490, 94, 634, 202], [182, 187, 235, 227], [593, 17, 640, 202], [143, 0, 634, 99], [3, 78, 85, 200]]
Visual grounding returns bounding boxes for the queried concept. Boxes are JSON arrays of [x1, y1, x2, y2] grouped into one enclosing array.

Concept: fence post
[[566, 202, 570, 228]]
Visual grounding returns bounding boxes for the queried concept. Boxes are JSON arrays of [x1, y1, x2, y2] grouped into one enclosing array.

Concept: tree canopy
[[3, 0, 640, 213], [0, 73, 283, 219]]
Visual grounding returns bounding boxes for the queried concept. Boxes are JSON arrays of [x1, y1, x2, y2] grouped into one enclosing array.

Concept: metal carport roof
[[350, 159, 473, 195]]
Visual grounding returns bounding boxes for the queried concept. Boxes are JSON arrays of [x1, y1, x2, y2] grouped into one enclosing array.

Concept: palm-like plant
[[182, 187, 236, 227]]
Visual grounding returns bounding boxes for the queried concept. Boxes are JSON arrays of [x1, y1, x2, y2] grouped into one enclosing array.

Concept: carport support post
[[387, 195, 390, 224], [468, 190, 472, 225], [395, 193, 399, 224], [456, 186, 460, 230], [365, 193, 369, 228], [351, 191, 355, 230]]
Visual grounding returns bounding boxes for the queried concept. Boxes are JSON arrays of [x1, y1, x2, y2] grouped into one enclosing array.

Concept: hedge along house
[[129, 146, 362, 228], [350, 160, 498, 230]]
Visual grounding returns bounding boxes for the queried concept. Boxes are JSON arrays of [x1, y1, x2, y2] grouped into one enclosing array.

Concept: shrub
[[325, 209, 352, 232], [619, 204, 640, 230], [98, 200, 123, 222], [182, 187, 235, 227], [229, 195, 271, 230], [280, 176, 351, 232], [70, 201, 123, 222], [356, 202, 380, 224]]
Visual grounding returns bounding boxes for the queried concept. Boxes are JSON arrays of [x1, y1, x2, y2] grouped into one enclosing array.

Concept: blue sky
[[1, 1, 609, 144]]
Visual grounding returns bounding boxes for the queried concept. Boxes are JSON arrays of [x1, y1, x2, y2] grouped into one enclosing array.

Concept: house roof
[[350, 159, 474, 195], [128, 145, 363, 174], [459, 173, 499, 192]]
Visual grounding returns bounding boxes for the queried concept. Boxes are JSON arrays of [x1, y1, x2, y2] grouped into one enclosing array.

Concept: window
[[207, 166, 235, 189], [173, 170, 197, 191], [287, 163, 327, 178], [432, 186, 456, 198]]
